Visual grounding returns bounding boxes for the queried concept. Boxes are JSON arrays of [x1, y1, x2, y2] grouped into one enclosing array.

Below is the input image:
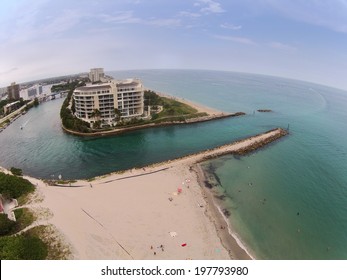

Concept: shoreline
[[193, 164, 253, 259], [0, 128, 288, 259], [61, 89, 245, 137], [61, 112, 244, 137], [154, 90, 224, 116]]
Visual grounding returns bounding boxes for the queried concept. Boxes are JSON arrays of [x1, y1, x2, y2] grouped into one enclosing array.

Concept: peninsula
[[60, 68, 245, 136]]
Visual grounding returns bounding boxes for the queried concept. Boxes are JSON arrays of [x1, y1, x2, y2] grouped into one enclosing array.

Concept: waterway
[[0, 69, 346, 259]]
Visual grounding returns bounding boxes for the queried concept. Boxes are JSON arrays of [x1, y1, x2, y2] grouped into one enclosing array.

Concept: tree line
[[59, 81, 91, 133]]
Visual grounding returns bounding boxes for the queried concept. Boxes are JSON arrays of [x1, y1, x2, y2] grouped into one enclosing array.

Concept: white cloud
[[214, 35, 257, 45], [220, 23, 242, 30], [268, 41, 297, 52], [261, 0, 347, 33], [146, 18, 181, 27], [179, 11, 201, 18], [98, 11, 141, 24], [196, 0, 225, 14], [98, 11, 181, 27], [41, 10, 82, 34], [0, 68, 18, 75], [0, 32, 128, 86]]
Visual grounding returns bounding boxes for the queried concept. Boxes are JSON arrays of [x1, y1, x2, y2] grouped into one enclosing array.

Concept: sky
[[0, 0, 347, 90]]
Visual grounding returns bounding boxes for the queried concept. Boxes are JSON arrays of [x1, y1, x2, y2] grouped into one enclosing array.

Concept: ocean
[[0, 69, 346, 259]]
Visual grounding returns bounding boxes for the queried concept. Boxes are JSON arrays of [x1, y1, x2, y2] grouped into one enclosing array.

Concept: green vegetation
[[60, 81, 91, 133], [61, 88, 210, 134], [0, 172, 34, 199], [0, 172, 69, 259], [55, 179, 77, 185], [144, 90, 208, 123], [0, 100, 9, 115], [0, 233, 47, 260], [159, 97, 197, 116], [144, 90, 162, 106], [0, 98, 28, 117], [0, 214, 16, 236], [0, 208, 35, 236], [0, 178, 46, 260], [33, 97, 39, 107], [10, 167, 23, 176], [51, 79, 87, 93], [26, 225, 71, 260], [152, 112, 208, 124]]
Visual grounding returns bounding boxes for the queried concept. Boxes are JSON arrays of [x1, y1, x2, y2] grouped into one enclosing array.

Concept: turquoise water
[[0, 70, 347, 259]]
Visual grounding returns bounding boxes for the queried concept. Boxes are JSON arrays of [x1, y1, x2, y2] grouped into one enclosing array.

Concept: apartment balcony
[[98, 96, 114, 100], [100, 105, 113, 108]]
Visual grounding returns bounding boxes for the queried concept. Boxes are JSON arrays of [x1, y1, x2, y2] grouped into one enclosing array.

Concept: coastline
[[61, 112, 244, 137], [193, 164, 253, 259], [0, 128, 288, 259], [154, 90, 224, 116], [61, 89, 245, 137]]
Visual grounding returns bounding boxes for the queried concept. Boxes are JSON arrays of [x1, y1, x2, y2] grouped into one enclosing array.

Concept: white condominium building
[[116, 79, 144, 118], [73, 79, 144, 126], [89, 68, 105, 83]]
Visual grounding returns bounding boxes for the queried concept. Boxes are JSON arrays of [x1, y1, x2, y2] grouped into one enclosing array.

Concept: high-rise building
[[89, 68, 105, 83], [7, 82, 20, 100], [73, 78, 144, 127], [19, 84, 44, 100]]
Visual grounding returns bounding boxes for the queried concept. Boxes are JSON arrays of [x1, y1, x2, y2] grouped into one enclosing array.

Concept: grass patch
[[0, 172, 35, 199], [153, 112, 209, 123], [26, 225, 72, 260], [56, 179, 77, 184], [14, 208, 35, 233], [17, 189, 44, 206], [157, 96, 198, 118], [0, 225, 71, 260], [0, 233, 47, 260], [10, 167, 23, 176], [0, 208, 35, 237]]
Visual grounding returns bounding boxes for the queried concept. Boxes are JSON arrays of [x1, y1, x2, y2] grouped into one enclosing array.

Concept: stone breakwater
[[233, 128, 288, 155], [86, 127, 288, 182], [257, 109, 273, 113], [128, 128, 288, 172], [199, 127, 289, 160]]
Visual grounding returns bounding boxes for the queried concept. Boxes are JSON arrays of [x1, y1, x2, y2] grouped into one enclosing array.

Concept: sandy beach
[[155, 90, 224, 115], [3, 128, 287, 260]]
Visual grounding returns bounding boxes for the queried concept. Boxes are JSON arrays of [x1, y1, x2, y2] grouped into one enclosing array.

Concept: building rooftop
[[115, 79, 141, 87], [75, 84, 112, 91], [4, 101, 20, 108]]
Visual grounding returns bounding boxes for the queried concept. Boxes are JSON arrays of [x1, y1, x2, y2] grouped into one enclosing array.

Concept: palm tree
[[114, 108, 121, 120], [91, 109, 101, 121]]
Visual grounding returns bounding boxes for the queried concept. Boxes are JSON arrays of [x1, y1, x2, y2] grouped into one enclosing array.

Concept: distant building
[[0, 87, 7, 97], [7, 82, 20, 100], [20, 84, 42, 100], [3, 100, 21, 115], [89, 68, 105, 83], [20, 84, 54, 100], [73, 78, 144, 126]]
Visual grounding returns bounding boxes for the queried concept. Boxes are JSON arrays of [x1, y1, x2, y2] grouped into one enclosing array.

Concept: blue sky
[[1, 0, 347, 90]]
